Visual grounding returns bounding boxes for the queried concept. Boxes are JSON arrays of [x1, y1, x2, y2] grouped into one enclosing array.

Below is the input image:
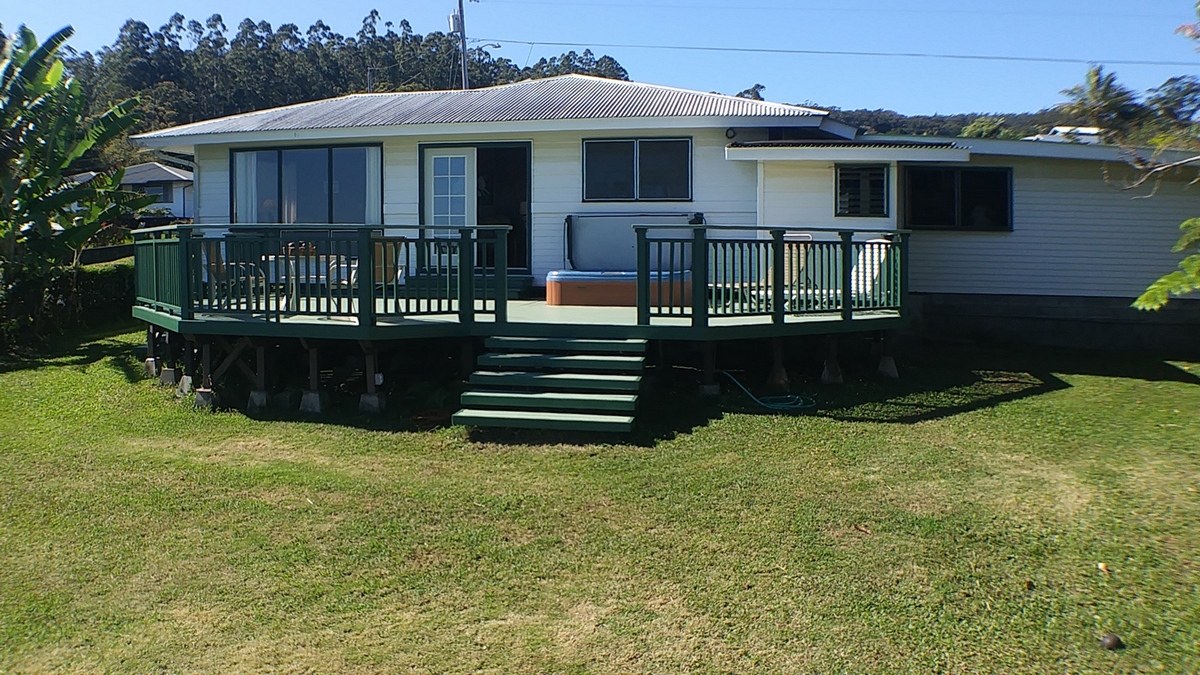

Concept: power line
[[485, 0, 1186, 21], [479, 37, 1200, 68]]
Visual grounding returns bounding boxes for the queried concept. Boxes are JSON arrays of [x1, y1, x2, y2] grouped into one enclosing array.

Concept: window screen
[[836, 165, 888, 217], [583, 138, 691, 201], [233, 146, 381, 224]]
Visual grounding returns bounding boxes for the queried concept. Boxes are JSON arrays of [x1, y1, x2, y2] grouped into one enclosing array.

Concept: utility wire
[[485, 0, 1185, 21], [479, 37, 1200, 68]]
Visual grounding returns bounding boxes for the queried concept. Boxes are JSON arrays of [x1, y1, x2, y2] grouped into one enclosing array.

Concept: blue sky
[[7, 0, 1200, 114]]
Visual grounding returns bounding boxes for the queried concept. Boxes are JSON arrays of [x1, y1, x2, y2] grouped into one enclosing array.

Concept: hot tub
[[546, 270, 693, 307]]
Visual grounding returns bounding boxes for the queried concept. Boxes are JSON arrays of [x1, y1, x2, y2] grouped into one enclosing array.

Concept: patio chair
[[787, 237, 895, 313]]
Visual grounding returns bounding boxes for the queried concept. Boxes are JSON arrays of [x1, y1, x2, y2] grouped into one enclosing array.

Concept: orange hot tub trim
[[545, 270, 693, 307]]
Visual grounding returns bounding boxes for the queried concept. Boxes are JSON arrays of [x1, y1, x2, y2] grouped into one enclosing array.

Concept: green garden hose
[[718, 370, 817, 412]]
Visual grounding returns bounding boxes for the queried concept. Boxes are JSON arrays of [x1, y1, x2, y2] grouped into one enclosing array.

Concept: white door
[[424, 148, 477, 237]]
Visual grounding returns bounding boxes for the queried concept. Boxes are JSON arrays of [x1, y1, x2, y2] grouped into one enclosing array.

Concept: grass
[[1, 326, 1198, 673]]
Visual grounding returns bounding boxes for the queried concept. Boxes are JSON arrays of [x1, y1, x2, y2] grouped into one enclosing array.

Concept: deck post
[[159, 331, 181, 386], [767, 337, 789, 392], [356, 227, 376, 332], [300, 341, 327, 414], [195, 340, 216, 409], [821, 335, 843, 385], [178, 227, 193, 320], [636, 227, 650, 325], [494, 227, 508, 324], [247, 344, 269, 414], [359, 341, 385, 413], [840, 231, 854, 322], [897, 232, 910, 318], [771, 229, 786, 325], [691, 226, 708, 330], [457, 227, 475, 327], [699, 341, 719, 396], [144, 325, 159, 377], [177, 335, 195, 397]]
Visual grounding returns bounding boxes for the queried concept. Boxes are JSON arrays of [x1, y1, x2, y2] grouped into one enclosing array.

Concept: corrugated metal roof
[[729, 139, 964, 150], [121, 162, 193, 183], [135, 75, 827, 140]]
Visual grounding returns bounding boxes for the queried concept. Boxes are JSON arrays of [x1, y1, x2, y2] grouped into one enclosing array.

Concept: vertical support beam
[[691, 226, 708, 330], [178, 226, 193, 320], [194, 340, 216, 409], [767, 337, 789, 391], [636, 227, 650, 325], [878, 331, 900, 379], [177, 335, 195, 397], [771, 228, 785, 325], [699, 341, 719, 396], [461, 339, 475, 380], [457, 227, 475, 327], [840, 231, 854, 322], [359, 342, 385, 414], [144, 325, 158, 377], [247, 344, 269, 414], [494, 227, 508, 324], [898, 232, 910, 317], [300, 342, 326, 414], [821, 335, 843, 385], [356, 227, 375, 331], [159, 331, 181, 386]]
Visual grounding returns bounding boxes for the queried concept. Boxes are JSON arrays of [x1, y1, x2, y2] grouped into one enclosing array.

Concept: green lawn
[[1, 326, 1198, 673]]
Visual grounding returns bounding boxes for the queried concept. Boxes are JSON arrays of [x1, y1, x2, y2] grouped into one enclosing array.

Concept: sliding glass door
[[232, 145, 382, 225]]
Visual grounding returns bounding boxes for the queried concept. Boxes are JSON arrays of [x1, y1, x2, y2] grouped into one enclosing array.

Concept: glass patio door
[[424, 148, 477, 236]]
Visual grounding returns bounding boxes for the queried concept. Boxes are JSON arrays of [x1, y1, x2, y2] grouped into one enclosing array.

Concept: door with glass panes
[[423, 148, 476, 271]]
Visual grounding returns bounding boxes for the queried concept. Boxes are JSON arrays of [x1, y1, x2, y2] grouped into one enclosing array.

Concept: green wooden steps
[[451, 409, 636, 433], [468, 371, 642, 392], [452, 336, 647, 433]]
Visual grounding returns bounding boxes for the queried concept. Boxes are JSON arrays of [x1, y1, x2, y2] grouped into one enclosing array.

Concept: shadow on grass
[[0, 320, 145, 381]]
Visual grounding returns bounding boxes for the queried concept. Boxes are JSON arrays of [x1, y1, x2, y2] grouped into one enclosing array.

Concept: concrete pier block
[[247, 390, 270, 414], [299, 390, 327, 414], [158, 367, 181, 387], [358, 393, 386, 414], [878, 355, 900, 379], [144, 357, 159, 378], [698, 383, 721, 397], [194, 388, 217, 410], [175, 375, 194, 398], [820, 358, 844, 385]]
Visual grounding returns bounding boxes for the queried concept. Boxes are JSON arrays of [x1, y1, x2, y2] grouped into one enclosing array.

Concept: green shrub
[[0, 259, 134, 351]]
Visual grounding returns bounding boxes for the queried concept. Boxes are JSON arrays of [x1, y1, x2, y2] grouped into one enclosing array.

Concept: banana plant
[[1, 25, 149, 273]]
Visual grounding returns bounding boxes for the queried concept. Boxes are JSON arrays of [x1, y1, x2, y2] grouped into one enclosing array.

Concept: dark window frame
[[835, 164, 889, 218], [138, 182, 172, 204], [229, 143, 383, 224], [582, 137, 693, 202], [902, 165, 1014, 232]]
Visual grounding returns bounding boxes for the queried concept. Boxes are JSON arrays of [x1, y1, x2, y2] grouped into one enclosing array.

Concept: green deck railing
[[132, 224, 510, 328], [633, 225, 908, 327]]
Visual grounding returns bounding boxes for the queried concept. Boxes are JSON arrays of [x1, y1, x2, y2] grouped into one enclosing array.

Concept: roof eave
[[725, 145, 970, 162], [133, 114, 829, 148]]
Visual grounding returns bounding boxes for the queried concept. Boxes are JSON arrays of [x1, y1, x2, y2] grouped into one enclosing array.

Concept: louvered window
[[836, 165, 888, 217]]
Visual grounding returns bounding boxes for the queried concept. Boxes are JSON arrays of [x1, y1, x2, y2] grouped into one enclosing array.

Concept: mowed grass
[[1, 327, 1198, 673]]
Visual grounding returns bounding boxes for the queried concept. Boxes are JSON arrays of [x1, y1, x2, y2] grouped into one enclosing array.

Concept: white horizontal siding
[[909, 156, 1200, 298], [760, 161, 897, 232], [193, 145, 228, 224], [190, 128, 756, 284]]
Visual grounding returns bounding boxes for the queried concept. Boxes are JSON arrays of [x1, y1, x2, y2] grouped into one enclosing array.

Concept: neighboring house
[[126, 75, 1198, 429], [119, 162, 194, 219], [1021, 126, 1104, 144]]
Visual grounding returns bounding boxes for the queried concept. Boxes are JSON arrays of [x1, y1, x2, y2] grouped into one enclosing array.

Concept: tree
[[1, 26, 155, 344], [1059, 66, 1148, 142], [959, 116, 1024, 140], [736, 84, 765, 100]]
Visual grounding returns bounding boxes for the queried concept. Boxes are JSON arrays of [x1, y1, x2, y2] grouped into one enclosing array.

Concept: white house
[[132, 74, 1199, 351], [120, 162, 194, 219]]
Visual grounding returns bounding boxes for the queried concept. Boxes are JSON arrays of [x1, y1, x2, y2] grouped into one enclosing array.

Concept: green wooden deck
[[132, 223, 908, 342]]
